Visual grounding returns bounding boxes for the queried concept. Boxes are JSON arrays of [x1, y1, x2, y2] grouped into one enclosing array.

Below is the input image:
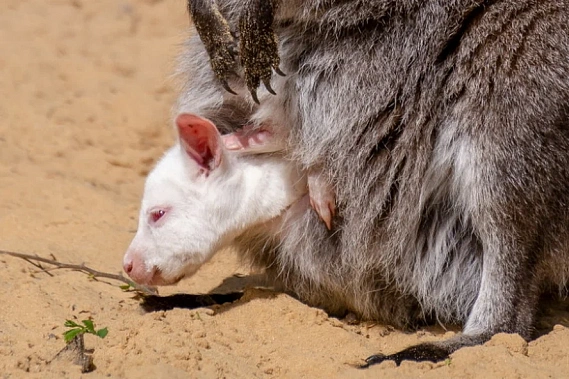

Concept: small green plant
[[119, 283, 134, 291], [63, 319, 108, 343]]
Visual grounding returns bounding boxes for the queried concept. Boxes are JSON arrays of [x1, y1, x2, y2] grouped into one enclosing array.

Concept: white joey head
[[123, 113, 306, 286]]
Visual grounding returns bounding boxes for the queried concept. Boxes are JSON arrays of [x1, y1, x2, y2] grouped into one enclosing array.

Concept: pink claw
[[308, 168, 336, 230]]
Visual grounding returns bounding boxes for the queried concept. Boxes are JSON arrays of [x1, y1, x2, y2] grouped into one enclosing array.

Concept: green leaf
[[64, 320, 80, 328], [63, 328, 84, 343], [96, 327, 109, 339], [82, 320, 95, 333], [119, 284, 132, 291]]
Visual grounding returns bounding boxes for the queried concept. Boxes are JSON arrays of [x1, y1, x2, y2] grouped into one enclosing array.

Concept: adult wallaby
[[130, 0, 569, 367]]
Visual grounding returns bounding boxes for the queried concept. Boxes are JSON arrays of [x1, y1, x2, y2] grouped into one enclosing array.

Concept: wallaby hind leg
[[362, 143, 545, 367], [361, 245, 542, 367]]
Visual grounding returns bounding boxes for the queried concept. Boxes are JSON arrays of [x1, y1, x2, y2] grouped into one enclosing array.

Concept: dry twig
[[0, 249, 157, 296]]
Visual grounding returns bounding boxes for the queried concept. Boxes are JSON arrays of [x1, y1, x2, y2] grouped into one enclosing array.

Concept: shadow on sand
[[139, 274, 569, 340]]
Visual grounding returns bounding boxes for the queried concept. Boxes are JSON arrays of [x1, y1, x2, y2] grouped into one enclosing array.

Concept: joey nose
[[124, 253, 156, 285], [123, 260, 133, 274]]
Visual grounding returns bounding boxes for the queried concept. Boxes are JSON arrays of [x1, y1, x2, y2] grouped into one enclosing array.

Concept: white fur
[[124, 143, 307, 286]]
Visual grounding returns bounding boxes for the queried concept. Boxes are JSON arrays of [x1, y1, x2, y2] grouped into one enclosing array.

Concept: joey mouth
[[148, 269, 186, 286]]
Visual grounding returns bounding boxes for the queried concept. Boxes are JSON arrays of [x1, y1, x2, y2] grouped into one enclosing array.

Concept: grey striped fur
[[176, 0, 569, 358]]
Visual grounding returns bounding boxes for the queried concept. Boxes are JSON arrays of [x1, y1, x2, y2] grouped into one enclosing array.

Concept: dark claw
[[359, 354, 389, 369], [361, 355, 380, 368], [263, 78, 276, 95], [274, 66, 286, 77], [359, 343, 450, 369], [250, 89, 260, 105], [221, 80, 238, 95]]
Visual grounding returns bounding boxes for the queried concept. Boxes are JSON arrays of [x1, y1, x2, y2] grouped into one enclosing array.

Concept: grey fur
[[176, 0, 569, 362]]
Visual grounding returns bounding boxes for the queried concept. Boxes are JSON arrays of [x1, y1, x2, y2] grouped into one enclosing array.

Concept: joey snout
[[123, 251, 185, 286]]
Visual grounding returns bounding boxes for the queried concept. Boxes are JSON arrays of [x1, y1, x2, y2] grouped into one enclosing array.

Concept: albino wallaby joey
[[132, 0, 569, 368], [123, 112, 308, 285]]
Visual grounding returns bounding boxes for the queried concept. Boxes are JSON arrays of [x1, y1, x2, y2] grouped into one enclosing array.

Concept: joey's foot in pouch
[[359, 343, 450, 368], [222, 124, 285, 154], [308, 167, 336, 230], [188, 0, 239, 94], [239, 0, 284, 103]]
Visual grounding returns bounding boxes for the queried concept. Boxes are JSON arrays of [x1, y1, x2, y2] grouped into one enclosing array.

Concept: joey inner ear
[[175, 113, 223, 173]]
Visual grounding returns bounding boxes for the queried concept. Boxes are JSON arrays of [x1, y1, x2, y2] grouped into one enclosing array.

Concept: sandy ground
[[1, 1, 569, 378]]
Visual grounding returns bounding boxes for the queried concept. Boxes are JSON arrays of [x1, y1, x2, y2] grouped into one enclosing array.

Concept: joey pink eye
[[150, 209, 166, 223]]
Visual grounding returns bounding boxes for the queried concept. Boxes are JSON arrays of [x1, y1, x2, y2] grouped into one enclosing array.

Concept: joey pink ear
[[175, 113, 223, 174]]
